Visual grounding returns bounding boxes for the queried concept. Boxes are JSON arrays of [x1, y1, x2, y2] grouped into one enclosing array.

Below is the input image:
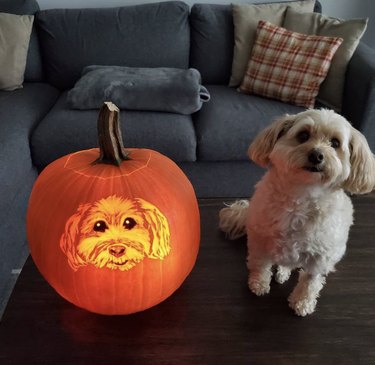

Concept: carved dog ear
[[248, 114, 296, 167], [342, 127, 375, 194], [60, 203, 91, 271], [135, 198, 171, 260]]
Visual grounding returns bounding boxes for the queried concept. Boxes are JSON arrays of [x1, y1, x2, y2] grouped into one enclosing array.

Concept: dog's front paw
[[288, 296, 317, 317], [248, 277, 270, 296], [275, 266, 291, 284]]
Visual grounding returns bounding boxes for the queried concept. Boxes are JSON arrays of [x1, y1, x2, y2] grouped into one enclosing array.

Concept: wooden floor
[[0, 195, 375, 364]]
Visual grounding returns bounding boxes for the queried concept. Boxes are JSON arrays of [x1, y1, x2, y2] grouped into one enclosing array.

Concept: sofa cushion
[[0, 0, 43, 82], [179, 161, 265, 198], [31, 92, 197, 170], [239, 21, 343, 109], [190, 4, 234, 85], [194, 85, 304, 161], [36, 1, 190, 90]]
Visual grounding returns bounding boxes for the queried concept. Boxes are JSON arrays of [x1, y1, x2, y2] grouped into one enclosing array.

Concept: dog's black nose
[[109, 245, 126, 258], [308, 149, 324, 165]]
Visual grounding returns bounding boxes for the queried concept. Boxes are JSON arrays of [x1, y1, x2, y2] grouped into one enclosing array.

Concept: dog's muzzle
[[308, 149, 324, 165], [305, 149, 324, 172], [109, 244, 126, 258]]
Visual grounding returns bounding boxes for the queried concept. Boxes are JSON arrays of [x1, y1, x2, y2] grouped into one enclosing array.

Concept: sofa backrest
[[190, 0, 322, 85], [190, 4, 234, 85], [0, 0, 44, 82], [36, 1, 190, 90]]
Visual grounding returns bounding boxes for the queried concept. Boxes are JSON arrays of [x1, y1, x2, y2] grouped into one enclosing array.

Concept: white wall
[[319, 0, 374, 48], [37, 0, 375, 48]]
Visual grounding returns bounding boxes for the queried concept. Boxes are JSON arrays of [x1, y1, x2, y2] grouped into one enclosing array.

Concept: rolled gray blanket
[[67, 65, 210, 114]]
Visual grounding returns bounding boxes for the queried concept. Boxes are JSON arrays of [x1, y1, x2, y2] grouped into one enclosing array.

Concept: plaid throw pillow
[[239, 21, 343, 108]]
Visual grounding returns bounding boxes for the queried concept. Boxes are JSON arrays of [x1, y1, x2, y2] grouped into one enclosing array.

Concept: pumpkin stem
[[94, 102, 131, 166]]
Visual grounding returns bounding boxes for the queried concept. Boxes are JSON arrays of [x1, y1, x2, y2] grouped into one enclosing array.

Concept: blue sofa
[[1, 0, 375, 314]]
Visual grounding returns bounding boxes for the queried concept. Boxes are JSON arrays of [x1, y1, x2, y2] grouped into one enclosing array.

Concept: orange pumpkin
[[27, 102, 200, 315]]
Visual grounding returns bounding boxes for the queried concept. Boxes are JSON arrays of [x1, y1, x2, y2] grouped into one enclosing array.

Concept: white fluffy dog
[[219, 109, 375, 316]]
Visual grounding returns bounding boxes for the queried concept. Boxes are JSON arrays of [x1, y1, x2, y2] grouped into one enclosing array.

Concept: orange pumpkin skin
[[27, 147, 200, 315]]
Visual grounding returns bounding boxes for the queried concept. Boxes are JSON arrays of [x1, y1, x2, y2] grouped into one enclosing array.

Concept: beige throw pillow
[[283, 8, 368, 111], [230, 0, 315, 87], [0, 12, 34, 91]]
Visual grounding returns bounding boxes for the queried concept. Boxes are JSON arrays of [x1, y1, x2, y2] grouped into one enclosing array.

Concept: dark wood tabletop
[[0, 197, 374, 365]]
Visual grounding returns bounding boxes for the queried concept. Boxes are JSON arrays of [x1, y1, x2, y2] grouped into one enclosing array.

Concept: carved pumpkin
[[27, 102, 200, 315]]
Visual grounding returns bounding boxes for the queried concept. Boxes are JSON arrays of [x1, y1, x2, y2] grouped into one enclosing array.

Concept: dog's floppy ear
[[60, 203, 91, 271], [342, 127, 375, 194], [136, 198, 171, 260], [248, 114, 296, 167]]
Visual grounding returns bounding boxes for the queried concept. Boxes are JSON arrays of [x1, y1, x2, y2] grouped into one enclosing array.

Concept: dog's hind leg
[[288, 270, 326, 316]]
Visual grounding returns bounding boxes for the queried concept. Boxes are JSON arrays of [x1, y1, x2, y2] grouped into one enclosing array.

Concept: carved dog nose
[[308, 149, 324, 165], [109, 245, 126, 258]]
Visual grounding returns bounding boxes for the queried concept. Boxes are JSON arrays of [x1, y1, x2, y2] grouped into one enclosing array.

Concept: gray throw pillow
[[67, 66, 210, 115]]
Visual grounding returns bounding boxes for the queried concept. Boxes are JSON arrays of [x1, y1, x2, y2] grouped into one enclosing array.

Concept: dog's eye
[[93, 220, 108, 232], [123, 217, 136, 230], [330, 138, 340, 149], [297, 131, 310, 143]]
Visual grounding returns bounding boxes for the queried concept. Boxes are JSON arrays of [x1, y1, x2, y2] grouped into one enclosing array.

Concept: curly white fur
[[219, 109, 375, 316]]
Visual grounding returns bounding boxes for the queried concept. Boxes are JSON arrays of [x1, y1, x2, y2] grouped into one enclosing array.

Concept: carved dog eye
[[123, 217, 137, 230], [93, 220, 108, 232], [297, 131, 310, 143]]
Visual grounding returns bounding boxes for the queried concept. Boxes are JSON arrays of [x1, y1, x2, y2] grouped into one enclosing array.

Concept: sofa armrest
[[342, 42, 375, 150]]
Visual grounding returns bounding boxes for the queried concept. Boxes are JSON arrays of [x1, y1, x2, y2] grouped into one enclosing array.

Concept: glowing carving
[[60, 195, 171, 271]]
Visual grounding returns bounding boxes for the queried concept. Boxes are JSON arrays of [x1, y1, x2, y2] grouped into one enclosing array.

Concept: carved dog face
[[60, 195, 171, 271]]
